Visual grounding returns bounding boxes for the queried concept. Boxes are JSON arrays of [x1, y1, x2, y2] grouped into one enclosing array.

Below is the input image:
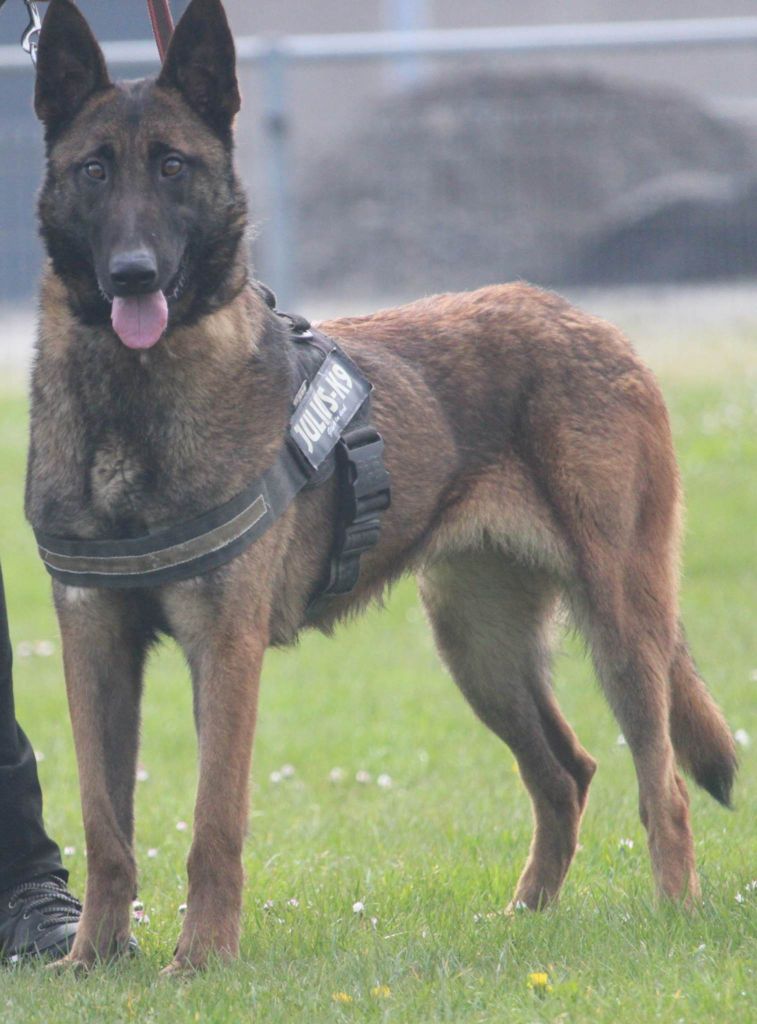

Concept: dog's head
[[35, 0, 247, 348]]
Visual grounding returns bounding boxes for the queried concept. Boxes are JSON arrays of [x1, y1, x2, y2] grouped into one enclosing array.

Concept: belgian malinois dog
[[26, 0, 736, 973]]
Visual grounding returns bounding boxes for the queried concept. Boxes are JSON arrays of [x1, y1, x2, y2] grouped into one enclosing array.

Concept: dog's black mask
[[34, 0, 248, 341]]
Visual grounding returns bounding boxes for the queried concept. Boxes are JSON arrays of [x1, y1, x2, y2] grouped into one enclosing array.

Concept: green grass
[[0, 344, 755, 1023]]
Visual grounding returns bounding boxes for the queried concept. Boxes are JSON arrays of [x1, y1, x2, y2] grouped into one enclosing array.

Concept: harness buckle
[[308, 425, 391, 609], [341, 427, 392, 522]]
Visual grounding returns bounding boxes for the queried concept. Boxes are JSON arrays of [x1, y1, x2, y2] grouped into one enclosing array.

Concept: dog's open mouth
[[111, 291, 169, 350]]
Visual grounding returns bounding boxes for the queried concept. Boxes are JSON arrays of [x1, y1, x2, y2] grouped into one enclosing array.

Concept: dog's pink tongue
[[111, 292, 168, 350]]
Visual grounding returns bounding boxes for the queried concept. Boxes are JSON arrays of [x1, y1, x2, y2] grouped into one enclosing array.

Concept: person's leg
[[0, 563, 66, 889], [0, 562, 81, 959]]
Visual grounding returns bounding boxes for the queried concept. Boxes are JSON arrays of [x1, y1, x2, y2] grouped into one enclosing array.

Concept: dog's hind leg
[[50, 588, 149, 968], [558, 438, 705, 904], [418, 552, 596, 910], [572, 549, 702, 905]]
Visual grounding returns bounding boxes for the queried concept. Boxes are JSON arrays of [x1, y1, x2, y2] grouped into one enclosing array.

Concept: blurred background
[[2, 1, 757, 339]]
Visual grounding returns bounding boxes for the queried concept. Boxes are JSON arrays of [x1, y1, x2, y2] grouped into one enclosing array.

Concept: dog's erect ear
[[157, 0, 240, 141], [34, 0, 111, 136]]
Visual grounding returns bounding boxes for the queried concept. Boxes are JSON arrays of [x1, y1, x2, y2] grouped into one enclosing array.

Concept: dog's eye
[[84, 160, 106, 181], [161, 156, 184, 178]]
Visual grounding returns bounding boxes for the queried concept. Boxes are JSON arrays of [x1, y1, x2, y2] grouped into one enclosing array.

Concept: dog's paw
[[45, 954, 93, 974], [159, 957, 201, 978], [504, 897, 539, 916]]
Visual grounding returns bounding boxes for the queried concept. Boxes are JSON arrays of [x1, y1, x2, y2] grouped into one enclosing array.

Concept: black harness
[[33, 293, 391, 614]]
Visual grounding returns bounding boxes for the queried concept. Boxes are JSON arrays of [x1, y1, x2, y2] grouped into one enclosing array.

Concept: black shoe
[[0, 874, 81, 962], [0, 874, 140, 963]]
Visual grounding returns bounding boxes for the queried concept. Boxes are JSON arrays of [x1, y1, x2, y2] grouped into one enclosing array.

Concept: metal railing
[[2, 16, 757, 303]]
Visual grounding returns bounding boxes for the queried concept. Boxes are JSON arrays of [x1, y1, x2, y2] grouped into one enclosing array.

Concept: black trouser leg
[[0, 563, 66, 891]]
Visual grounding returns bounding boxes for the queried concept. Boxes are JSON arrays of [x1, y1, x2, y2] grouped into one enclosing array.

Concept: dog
[[25, 0, 736, 973]]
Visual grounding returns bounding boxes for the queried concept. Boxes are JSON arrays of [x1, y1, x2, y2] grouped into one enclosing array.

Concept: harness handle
[[146, 0, 174, 62]]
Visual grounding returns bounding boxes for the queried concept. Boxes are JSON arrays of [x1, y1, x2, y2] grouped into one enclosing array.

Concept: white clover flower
[[269, 770, 283, 784], [377, 773, 393, 789], [176, 820, 188, 831], [352, 900, 365, 914], [136, 767, 150, 782], [735, 892, 745, 904], [280, 764, 295, 779], [34, 750, 45, 763], [287, 897, 299, 908], [734, 729, 750, 748], [147, 848, 158, 859], [35, 640, 55, 657], [63, 846, 76, 857], [355, 770, 372, 784], [328, 767, 345, 783], [17, 642, 33, 658], [618, 837, 634, 850], [616, 734, 627, 746]]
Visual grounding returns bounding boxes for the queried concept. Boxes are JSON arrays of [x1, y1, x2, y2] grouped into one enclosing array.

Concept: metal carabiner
[[21, 0, 43, 66]]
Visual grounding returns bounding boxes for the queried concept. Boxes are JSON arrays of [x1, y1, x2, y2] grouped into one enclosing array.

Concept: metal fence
[[2, 16, 757, 309]]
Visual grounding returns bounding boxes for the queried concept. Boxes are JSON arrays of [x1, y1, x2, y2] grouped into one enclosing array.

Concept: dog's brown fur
[[26, 0, 736, 974]]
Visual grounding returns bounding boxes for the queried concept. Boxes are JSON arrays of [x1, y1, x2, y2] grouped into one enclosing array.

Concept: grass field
[[0, 315, 755, 1022]]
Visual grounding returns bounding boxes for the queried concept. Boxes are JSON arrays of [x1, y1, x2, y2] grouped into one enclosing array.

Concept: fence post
[[383, 0, 430, 85], [260, 40, 295, 307]]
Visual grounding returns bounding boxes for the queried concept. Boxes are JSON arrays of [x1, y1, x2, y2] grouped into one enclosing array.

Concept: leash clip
[[21, 0, 43, 66]]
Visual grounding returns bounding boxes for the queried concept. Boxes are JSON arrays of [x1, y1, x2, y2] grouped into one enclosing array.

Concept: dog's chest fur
[[90, 435, 148, 517], [26, 279, 291, 540]]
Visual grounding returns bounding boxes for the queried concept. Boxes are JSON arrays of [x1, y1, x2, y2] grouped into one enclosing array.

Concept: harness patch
[[289, 351, 371, 469]]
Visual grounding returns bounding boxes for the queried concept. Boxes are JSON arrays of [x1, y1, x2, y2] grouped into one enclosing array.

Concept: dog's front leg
[[51, 587, 148, 969], [162, 584, 267, 974]]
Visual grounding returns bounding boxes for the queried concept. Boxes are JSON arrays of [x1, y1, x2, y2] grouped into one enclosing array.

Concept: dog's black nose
[[109, 251, 159, 295]]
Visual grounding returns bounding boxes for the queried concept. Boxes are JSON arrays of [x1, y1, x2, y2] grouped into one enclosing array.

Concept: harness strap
[[307, 425, 391, 614], [34, 443, 310, 590], [146, 0, 174, 62]]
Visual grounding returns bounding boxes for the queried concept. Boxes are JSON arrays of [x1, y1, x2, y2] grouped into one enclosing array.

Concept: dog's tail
[[669, 626, 737, 807]]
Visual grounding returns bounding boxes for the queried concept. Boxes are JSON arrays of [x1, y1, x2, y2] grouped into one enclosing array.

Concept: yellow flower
[[371, 985, 392, 999], [527, 972, 553, 994], [332, 992, 353, 1004]]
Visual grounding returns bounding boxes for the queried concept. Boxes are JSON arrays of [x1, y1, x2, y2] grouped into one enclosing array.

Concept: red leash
[[146, 0, 174, 61]]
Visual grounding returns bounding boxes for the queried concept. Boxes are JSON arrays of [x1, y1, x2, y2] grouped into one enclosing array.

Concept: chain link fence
[[1, 18, 757, 314]]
